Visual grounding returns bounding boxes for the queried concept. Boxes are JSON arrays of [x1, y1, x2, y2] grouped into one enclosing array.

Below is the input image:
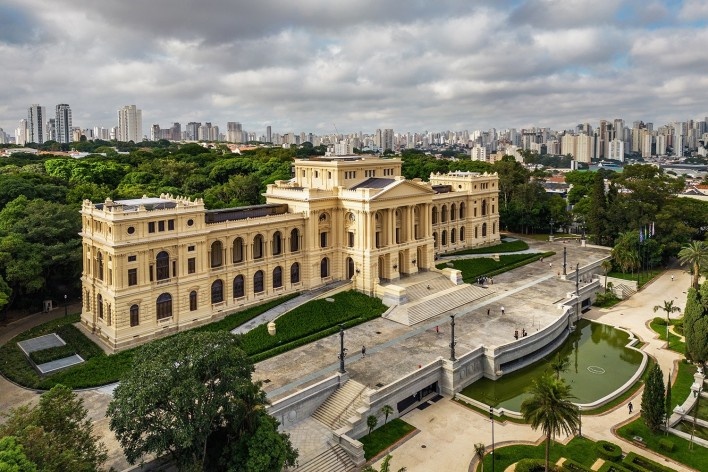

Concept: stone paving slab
[[17, 333, 65, 354], [36, 354, 84, 374]]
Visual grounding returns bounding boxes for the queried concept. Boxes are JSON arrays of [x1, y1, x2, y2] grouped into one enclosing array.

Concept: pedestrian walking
[[671, 275, 674, 282], [628, 401, 633, 414], [435, 325, 439, 335], [501, 306, 505, 316], [549, 262, 553, 269], [522, 328, 527, 337], [487, 308, 490, 316], [490, 277, 494, 285], [361, 345, 366, 357], [514, 330, 518, 340]]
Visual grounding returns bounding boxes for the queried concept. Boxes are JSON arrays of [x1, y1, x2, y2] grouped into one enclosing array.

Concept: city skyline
[[1, 1, 708, 134]]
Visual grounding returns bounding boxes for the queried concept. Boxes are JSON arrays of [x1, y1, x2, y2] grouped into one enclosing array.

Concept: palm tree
[[380, 404, 394, 424], [367, 415, 378, 435], [601, 259, 612, 291], [474, 443, 486, 472], [521, 374, 580, 472], [653, 300, 681, 348], [678, 241, 708, 289], [362, 454, 406, 472], [549, 352, 570, 380]]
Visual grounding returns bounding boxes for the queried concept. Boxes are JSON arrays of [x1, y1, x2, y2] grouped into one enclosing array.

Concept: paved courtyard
[[0, 237, 699, 471]]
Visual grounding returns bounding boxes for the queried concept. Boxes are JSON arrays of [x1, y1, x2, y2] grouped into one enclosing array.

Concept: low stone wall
[[267, 373, 343, 428]]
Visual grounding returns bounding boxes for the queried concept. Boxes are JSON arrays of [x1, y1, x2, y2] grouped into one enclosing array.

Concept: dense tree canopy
[[683, 282, 708, 365], [0, 385, 107, 472], [107, 331, 297, 471]]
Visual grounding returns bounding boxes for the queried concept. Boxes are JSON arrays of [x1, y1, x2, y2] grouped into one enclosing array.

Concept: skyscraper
[[27, 104, 46, 144], [266, 125, 272, 143], [15, 119, 28, 146], [117, 105, 143, 142], [226, 122, 243, 143], [55, 104, 73, 144]]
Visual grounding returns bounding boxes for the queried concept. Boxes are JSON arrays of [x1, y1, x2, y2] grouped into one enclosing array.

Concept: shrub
[[562, 458, 592, 472], [29, 344, 77, 364], [657, 438, 674, 453], [597, 462, 632, 472], [621, 452, 676, 472], [595, 440, 623, 462], [515, 459, 548, 472], [652, 317, 668, 326]]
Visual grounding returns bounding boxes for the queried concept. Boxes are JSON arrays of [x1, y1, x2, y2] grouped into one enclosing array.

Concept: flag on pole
[[639, 227, 644, 243], [651, 222, 655, 237]]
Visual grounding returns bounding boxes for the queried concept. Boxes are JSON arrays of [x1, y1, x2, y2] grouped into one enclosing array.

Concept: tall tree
[[601, 259, 613, 291], [380, 404, 394, 424], [641, 363, 666, 432], [107, 331, 297, 471], [0, 385, 107, 472], [678, 241, 708, 290], [587, 173, 609, 245], [362, 454, 406, 472], [549, 352, 570, 380], [521, 374, 580, 472], [0, 436, 38, 472], [683, 283, 708, 365]]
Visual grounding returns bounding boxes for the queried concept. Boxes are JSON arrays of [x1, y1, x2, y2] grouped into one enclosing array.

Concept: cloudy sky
[[2, 0, 708, 137]]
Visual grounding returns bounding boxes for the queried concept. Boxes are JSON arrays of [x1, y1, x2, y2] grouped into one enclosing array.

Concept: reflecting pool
[[461, 320, 644, 411]]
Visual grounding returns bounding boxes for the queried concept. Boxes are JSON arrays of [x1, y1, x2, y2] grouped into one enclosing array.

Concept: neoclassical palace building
[[80, 155, 500, 351]]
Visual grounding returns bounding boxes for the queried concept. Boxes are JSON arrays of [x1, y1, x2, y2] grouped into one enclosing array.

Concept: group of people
[[477, 276, 493, 285], [513, 328, 528, 340]]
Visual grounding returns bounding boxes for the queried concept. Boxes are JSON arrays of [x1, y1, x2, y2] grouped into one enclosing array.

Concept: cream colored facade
[[80, 156, 500, 351]]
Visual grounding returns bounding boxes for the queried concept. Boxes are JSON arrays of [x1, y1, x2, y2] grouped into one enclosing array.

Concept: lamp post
[[563, 246, 567, 276], [575, 263, 580, 322], [449, 314, 456, 361], [64, 294, 68, 317], [338, 324, 347, 374], [489, 405, 495, 472], [549, 217, 554, 240], [689, 383, 704, 450]]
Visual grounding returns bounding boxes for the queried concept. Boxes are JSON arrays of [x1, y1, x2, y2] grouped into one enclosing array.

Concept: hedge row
[[597, 462, 632, 472], [595, 440, 623, 462], [562, 458, 593, 472], [29, 344, 77, 365], [622, 452, 676, 472], [446, 239, 529, 256]]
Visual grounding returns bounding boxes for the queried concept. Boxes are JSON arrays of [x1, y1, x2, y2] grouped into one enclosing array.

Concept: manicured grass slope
[[359, 419, 416, 461]]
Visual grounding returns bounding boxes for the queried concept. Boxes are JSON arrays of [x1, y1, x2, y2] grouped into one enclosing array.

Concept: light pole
[[563, 246, 567, 276], [449, 314, 456, 361], [575, 263, 580, 322], [689, 383, 704, 450], [489, 405, 495, 472], [549, 217, 554, 240], [64, 294, 68, 317], [338, 324, 347, 374]]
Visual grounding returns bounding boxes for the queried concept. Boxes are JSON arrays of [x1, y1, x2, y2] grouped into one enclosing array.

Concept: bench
[[631, 436, 646, 448]]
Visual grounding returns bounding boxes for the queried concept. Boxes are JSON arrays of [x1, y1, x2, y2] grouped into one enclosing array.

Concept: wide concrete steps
[[293, 444, 355, 472], [386, 284, 494, 326], [311, 380, 368, 430]]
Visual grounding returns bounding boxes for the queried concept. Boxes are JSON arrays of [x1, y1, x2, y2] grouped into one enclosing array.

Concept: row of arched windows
[[210, 229, 301, 268], [123, 258, 332, 327], [432, 202, 467, 224]]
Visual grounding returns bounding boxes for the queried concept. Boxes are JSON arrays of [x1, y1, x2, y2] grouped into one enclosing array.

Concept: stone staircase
[[614, 283, 636, 299], [385, 283, 495, 326], [292, 444, 356, 472], [311, 380, 368, 431]]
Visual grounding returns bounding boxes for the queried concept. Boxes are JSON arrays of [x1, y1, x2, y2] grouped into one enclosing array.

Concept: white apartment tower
[[27, 104, 46, 144], [117, 105, 143, 142], [15, 119, 28, 146], [55, 104, 73, 144], [608, 139, 625, 161], [382, 128, 394, 152]]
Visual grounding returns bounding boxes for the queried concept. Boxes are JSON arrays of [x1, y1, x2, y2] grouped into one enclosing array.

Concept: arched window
[[482, 223, 487, 237], [130, 304, 139, 326], [441, 205, 448, 223], [211, 241, 223, 267], [156, 293, 172, 319], [442, 230, 447, 246], [460, 226, 466, 241], [97, 294, 104, 319], [253, 235, 264, 259], [451, 228, 457, 243], [253, 270, 264, 293], [156, 251, 170, 280], [450, 203, 457, 221], [290, 263, 300, 284], [272, 231, 282, 256], [233, 275, 245, 298], [320, 258, 329, 277], [211, 279, 224, 304], [273, 266, 283, 288], [433, 232, 438, 248], [97, 253, 104, 281], [432, 207, 438, 224], [459, 202, 466, 219], [233, 237, 244, 263], [189, 291, 197, 311], [290, 229, 300, 252], [482, 200, 487, 216]]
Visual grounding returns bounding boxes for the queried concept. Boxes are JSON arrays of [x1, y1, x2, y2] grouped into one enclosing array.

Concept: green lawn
[[446, 239, 529, 256], [359, 419, 416, 461], [671, 361, 697, 408], [648, 319, 685, 354], [608, 269, 662, 288], [617, 419, 707, 471], [435, 252, 553, 283], [478, 436, 597, 472]]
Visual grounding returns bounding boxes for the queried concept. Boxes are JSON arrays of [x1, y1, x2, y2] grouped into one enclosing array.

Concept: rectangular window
[[320, 232, 328, 248], [375, 232, 381, 248], [158, 220, 165, 232], [149, 265, 154, 282], [128, 268, 137, 286], [128, 255, 137, 262], [188, 258, 196, 274], [148, 222, 155, 233], [168, 219, 175, 230], [348, 232, 355, 248], [188, 245, 195, 252]]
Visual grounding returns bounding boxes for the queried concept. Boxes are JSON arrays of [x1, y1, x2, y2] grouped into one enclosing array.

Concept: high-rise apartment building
[[55, 104, 73, 144], [27, 104, 46, 144], [117, 105, 143, 142], [15, 119, 28, 146], [266, 125, 272, 143], [226, 122, 243, 143], [45, 118, 56, 142], [382, 129, 394, 152], [185, 122, 200, 141]]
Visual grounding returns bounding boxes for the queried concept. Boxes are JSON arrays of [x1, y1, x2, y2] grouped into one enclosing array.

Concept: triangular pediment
[[369, 179, 435, 201]]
